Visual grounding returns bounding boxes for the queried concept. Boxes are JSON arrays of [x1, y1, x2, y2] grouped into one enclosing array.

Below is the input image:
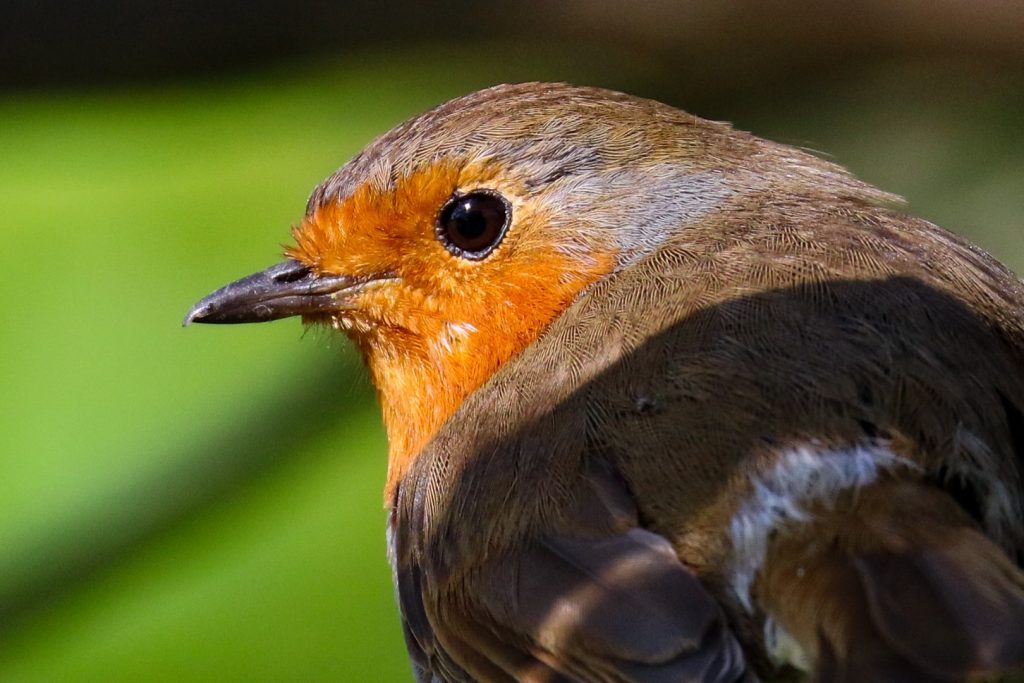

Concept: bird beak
[[183, 260, 357, 326]]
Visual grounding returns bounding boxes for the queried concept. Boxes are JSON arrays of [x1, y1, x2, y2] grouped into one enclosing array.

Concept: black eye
[[436, 190, 510, 260]]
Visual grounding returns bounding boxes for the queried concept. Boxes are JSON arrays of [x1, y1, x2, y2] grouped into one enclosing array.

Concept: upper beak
[[183, 260, 356, 326]]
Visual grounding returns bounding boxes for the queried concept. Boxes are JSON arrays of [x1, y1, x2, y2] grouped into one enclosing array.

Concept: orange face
[[286, 158, 617, 493]]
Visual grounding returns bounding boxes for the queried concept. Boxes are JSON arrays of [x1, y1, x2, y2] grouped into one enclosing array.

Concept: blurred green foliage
[[0, 45, 1020, 682]]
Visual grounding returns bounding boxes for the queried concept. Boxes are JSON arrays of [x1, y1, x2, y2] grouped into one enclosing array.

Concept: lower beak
[[184, 260, 356, 325]]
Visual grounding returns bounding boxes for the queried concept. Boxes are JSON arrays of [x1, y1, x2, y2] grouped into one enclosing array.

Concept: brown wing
[[393, 462, 755, 683]]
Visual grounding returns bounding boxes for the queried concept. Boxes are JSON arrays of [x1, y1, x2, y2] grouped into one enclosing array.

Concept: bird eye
[[436, 190, 510, 260]]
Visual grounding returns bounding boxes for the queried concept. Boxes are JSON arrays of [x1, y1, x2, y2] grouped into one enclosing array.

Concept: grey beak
[[184, 260, 355, 326]]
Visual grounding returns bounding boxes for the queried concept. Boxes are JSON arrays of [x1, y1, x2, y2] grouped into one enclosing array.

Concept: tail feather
[[853, 528, 1024, 680], [760, 479, 1024, 682]]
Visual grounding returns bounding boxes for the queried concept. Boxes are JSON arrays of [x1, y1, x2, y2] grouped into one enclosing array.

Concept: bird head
[[185, 82, 869, 490]]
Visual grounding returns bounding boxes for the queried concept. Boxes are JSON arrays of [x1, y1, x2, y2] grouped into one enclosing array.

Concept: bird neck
[[360, 328, 505, 499], [357, 257, 615, 500]]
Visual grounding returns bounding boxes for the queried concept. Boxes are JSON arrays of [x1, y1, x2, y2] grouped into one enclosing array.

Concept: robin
[[186, 83, 1024, 682]]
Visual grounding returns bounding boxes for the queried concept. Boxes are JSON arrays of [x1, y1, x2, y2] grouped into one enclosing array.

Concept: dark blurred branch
[[508, 0, 1024, 113], [2, 0, 1023, 90]]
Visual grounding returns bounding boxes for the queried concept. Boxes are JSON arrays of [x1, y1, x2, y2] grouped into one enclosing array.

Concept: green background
[[1, 44, 1021, 681]]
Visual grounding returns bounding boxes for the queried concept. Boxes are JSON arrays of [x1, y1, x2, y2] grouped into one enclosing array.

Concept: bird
[[185, 83, 1024, 682]]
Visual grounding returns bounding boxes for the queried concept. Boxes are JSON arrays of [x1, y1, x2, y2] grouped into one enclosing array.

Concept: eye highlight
[[436, 190, 511, 260]]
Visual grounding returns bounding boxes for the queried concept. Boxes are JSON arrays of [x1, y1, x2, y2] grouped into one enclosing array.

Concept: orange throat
[[347, 255, 614, 500], [347, 278, 589, 499], [319, 252, 610, 501], [357, 322, 508, 499]]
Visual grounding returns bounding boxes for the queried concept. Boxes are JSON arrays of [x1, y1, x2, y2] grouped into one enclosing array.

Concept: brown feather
[[761, 480, 1024, 681]]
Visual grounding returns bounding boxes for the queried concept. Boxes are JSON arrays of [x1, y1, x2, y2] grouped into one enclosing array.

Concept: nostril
[[271, 261, 311, 284]]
